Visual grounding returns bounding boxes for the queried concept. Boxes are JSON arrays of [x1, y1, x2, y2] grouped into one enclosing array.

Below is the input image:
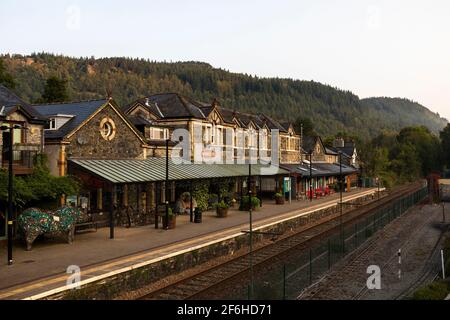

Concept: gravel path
[[299, 203, 449, 300]]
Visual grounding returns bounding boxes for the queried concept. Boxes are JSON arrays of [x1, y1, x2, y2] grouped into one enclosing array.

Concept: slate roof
[[127, 114, 158, 127], [125, 93, 294, 134], [0, 84, 46, 123], [279, 121, 293, 132], [216, 107, 237, 124], [325, 147, 338, 155], [257, 114, 288, 132], [33, 99, 108, 140], [0, 84, 27, 107], [146, 93, 208, 119], [338, 146, 356, 158], [199, 105, 215, 117], [328, 146, 354, 158], [302, 136, 319, 153]]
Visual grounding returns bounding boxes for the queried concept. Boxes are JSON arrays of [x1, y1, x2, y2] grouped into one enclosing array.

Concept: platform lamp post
[[164, 139, 169, 230], [377, 176, 380, 200], [248, 162, 254, 299], [309, 151, 313, 202], [1, 122, 25, 265], [338, 151, 344, 254], [441, 185, 445, 223]]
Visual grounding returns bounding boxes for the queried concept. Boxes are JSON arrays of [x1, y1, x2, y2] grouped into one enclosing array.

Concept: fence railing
[[225, 187, 428, 300], [2, 150, 37, 168]]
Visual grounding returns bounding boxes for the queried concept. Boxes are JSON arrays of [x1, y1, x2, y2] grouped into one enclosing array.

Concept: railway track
[[350, 197, 434, 300], [138, 182, 424, 300], [393, 223, 449, 300]]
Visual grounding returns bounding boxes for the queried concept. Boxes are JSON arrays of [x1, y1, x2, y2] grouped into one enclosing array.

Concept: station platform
[[0, 188, 379, 300]]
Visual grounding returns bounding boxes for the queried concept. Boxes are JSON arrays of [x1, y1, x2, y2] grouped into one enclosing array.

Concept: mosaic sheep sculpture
[[18, 206, 84, 251]]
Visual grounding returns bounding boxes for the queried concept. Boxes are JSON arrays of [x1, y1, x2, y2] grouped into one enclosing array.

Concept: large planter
[[162, 215, 176, 229], [216, 207, 229, 218], [239, 196, 260, 211], [275, 197, 285, 205]]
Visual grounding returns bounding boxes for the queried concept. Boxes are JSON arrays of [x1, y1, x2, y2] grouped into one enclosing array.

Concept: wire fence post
[[309, 248, 313, 285], [328, 238, 331, 269], [373, 213, 376, 232]]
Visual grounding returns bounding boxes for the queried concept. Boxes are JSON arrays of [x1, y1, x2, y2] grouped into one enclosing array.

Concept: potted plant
[[239, 196, 261, 211], [208, 193, 219, 210], [162, 207, 176, 229], [274, 192, 285, 205], [215, 200, 229, 218]]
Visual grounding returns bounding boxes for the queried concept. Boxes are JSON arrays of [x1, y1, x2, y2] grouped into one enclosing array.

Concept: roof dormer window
[[44, 114, 74, 131], [45, 118, 57, 130]]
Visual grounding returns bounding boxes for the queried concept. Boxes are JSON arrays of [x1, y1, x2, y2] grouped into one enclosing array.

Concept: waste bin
[[194, 208, 202, 223]]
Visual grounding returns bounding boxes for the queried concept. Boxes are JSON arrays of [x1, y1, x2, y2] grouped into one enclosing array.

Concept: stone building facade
[[34, 98, 149, 177], [124, 94, 302, 165], [0, 85, 46, 174]]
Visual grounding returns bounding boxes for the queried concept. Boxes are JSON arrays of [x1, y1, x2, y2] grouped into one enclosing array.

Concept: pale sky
[[1, 0, 449, 120]]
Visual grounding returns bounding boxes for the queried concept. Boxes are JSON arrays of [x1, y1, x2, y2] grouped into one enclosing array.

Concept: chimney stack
[[333, 137, 345, 148]]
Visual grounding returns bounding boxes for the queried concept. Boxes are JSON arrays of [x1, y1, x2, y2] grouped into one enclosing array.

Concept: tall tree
[[440, 123, 450, 168], [40, 76, 69, 103], [397, 126, 442, 175], [293, 117, 315, 137], [0, 59, 15, 89]]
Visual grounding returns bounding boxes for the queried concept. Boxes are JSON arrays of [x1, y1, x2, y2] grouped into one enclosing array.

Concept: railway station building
[[1, 84, 361, 238]]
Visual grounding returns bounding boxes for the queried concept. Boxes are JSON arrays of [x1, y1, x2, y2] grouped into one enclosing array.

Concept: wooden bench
[[75, 214, 98, 234], [75, 221, 98, 233]]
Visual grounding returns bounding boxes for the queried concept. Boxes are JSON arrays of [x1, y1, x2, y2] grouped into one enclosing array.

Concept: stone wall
[[1, 111, 44, 166], [43, 144, 60, 176], [281, 150, 301, 164], [66, 104, 146, 160], [6, 111, 43, 147]]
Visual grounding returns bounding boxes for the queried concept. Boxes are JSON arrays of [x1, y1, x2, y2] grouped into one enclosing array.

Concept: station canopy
[[281, 162, 358, 178], [69, 157, 289, 184]]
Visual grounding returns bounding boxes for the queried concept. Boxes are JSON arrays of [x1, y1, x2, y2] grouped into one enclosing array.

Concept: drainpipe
[[59, 145, 66, 206]]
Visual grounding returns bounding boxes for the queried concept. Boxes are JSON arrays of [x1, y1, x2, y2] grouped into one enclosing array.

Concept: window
[[103, 122, 112, 137], [45, 118, 56, 130], [99, 118, 116, 141], [150, 127, 168, 140], [202, 125, 212, 144], [260, 129, 268, 149]]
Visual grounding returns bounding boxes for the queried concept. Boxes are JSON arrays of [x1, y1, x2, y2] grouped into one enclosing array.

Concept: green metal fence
[[223, 187, 428, 300]]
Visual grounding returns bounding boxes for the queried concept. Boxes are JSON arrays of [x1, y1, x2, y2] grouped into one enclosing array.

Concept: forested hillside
[[360, 97, 447, 137], [1, 53, 447, 140]]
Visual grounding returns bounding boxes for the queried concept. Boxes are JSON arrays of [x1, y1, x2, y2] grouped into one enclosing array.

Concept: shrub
[[192, 180, 210, 211], [215, 200, 229, 209], [274, 192, 283, 199], [239, 196, 260, 210], [412, 282, 449, 300], [0, 154, 79, 208], [209, 193, 218, 201]]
